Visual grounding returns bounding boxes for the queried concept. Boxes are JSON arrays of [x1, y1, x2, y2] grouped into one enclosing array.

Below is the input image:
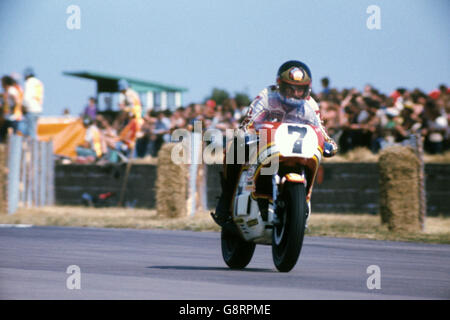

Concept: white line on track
[[0, 224, 33, 228]]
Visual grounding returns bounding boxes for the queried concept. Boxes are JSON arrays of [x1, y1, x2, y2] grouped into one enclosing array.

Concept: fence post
[[47, 140, 55, 206], [32, 138, 39, 206], [39, 141, 47, 206], [188, 132, 202, 216], [0, 143, 7, 213], [414, 133, 426, 231], [7, 135, 22, 214], [19, 138, 28, 207], [25, 137, 32, 207]]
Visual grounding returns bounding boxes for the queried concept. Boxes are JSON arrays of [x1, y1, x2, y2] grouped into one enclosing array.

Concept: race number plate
[[274, 124, 318, 158]]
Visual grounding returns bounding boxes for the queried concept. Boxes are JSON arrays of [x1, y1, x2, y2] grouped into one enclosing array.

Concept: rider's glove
[[323, 140, 338, 158]]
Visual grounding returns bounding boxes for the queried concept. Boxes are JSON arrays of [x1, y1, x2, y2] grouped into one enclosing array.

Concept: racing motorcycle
[[221, 110, 328, 272]]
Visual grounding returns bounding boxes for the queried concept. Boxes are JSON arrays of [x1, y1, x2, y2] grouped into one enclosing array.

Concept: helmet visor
[[279, 83, 309, 100]]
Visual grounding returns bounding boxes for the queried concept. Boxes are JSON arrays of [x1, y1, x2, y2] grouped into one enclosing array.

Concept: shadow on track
[[147, 265, 275, 273]]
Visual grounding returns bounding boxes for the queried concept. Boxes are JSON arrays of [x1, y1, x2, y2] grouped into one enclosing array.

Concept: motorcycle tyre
[[221, 226, 256, 270], [272, 182, 307, 272]]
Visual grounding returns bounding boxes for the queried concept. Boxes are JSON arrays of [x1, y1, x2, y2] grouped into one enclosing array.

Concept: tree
[[234, 92, 251, 107], [205, 88, 251, 107], [207, 88, 230, 106]]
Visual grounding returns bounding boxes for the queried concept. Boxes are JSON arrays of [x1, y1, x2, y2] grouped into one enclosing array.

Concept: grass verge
[[0, 206, 449, 244]]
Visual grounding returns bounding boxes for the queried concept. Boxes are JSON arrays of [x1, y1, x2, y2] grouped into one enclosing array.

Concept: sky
[[0, 0, 449, 116]]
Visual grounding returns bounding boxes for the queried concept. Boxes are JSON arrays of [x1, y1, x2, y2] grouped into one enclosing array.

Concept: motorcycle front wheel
[[272, 182, 307, 272], [221, 226, 256, 269]]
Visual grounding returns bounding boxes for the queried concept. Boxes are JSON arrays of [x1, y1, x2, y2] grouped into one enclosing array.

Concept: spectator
[[96, 115, 124, 163], [151, 110, 172, 157], [62, 108, 71, 116], [22, 67, 44, 139], [421, 99, 448, 154], [410, 90, 426, 119], [116, 79, 145, 157], [0, 75, 24, 141], [183, 103, 195, 127], [203, 102, 217, 129], [171, 107, 186, 129], [118, 79, 142, 123], [399, 104, 422, 136], [338, 91, 361, 152], [428, 84, 448, 101], [319, 99, 342, 142], [96, 115, 118, 150], [117, 115, 141, 157], [375, 108, 405, 151], [76, 117, 105, 162], [83, 97, 97, 121], [321, 77, 331, 96], [135, 114, 154, 158]]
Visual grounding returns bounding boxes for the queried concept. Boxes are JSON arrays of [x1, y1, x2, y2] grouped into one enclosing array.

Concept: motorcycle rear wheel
[[272, 182, 307, 272], [221, 227, 256, 269]]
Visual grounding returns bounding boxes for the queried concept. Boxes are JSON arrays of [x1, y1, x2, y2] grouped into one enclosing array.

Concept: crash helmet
[[276, 60, 312, 109]]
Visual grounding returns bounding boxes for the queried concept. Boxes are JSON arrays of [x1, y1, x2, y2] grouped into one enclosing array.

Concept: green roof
[[63, 70, 188, 93]]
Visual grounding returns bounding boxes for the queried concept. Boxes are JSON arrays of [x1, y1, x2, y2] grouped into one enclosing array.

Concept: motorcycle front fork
[[270, 172, 310, 227], [270, 174, 282, 227]]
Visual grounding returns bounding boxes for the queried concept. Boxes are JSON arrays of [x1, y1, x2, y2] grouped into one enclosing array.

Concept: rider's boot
[[211, 173, 233, 226], [211, 164, 241, 227]]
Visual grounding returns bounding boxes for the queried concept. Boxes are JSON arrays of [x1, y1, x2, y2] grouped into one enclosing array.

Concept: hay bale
[[378, 146, 421, 232], [156, 143, 188, 218]]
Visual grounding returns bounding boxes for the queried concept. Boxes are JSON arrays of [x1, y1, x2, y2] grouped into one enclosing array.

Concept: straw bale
[[156, 143, 188, 218], [378, 146, 421, 232]]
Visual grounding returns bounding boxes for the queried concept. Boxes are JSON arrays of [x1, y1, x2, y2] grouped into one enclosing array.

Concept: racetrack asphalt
[[0, 226, 449, 300]]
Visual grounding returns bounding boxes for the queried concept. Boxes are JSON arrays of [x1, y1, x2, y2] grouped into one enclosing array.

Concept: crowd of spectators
[[75, 80, 449, 164], [2, 70, 448, 163], [75, 96, 247, 163], [315, 79, 449, 155], [0, 68, 44, 142]]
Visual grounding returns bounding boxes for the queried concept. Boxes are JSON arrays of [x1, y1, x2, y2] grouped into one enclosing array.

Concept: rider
[[211, 60, 338, 227]]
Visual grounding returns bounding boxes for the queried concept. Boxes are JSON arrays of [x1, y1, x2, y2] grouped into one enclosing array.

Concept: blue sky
[[0, 0, 448, 116]]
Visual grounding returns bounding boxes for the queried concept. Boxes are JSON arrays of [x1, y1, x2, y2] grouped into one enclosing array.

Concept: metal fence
[[3, 135, 55, 214]]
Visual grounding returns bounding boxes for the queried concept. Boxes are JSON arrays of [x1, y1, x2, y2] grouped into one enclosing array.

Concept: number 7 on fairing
[[287, 125, 307, 154]]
